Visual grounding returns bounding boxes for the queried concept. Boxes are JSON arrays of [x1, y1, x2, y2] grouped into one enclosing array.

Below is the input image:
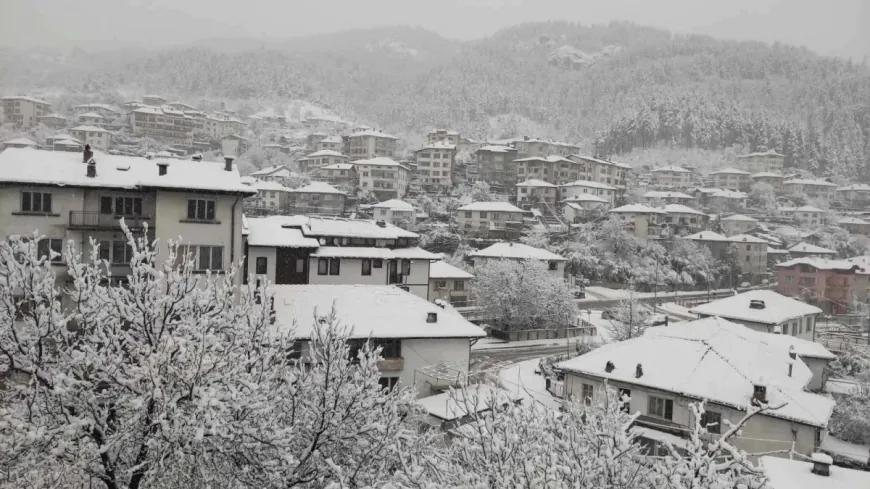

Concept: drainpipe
[[230, 196, 239, 268]]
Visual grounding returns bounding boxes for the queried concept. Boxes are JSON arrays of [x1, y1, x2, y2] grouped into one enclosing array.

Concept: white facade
[[2, 96, 51, 129], [415, 143, 455, 188], [690, 290, 822, 341], [69, 126, 113, 152], [347, 130, 398, 160], [455, 202, 525, 238], [560, 180, 617, 205], [721, 214, 759, 236], [355, 157, 410, 200]]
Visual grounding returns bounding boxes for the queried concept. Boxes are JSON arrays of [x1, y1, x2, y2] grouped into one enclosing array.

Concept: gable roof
[[661, 204, 705, 215], [788, 242, 837, 255], [70, 125, 111, 133], [651, 165, 690, 173], [722, 214, 758, 222], [250, 165, 292, 177], [776, 257, 863, 274], [245, 216, 321, 248], [751, 172, 785, 179], [470, 242, 566, 261], [556, 317, 833, 428], [429, 261, 475, 280], [728, 234, 768, 244], [245, 215, 418, 246], [304, 149, 346, 158], [516, 179, 557, 188], [270, 285, 485, 339], [738, 149, 785, 158], [457, 202, 525, 213], [690, 290, 822, 325], [609, 204, 665, 214], [372, 199, 414, 210], [0, 148, 254, 195], [349, 129, 398, 140], [561, 195, 610, 204], [353, 157, 409, 170], [3, 137, 37, 146], [784, 179, 837, 187], [644, 191, 694, 199], [562, 180, 617, 190], [711, 167, 751, 175], [476, 145, 515, 153], [289, 181, 345, 195], [683, 231, 730, 242]]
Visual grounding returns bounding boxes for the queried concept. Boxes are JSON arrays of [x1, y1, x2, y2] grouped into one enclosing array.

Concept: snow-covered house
[[245, 215, 438, 299], [250, 165, 296, 185], [556, 317, 834, 456], [560, 180, 617, 205], [1, 137, 37, 151], [737, 149, 785, 174], [469, 242, 566, 279], [428, 261, 474, 307], [720, 214, 758, 236], [271, 284, 485, 396], [475, 145, 519, 191], [562, 202, 585, 224], [516, 179, 558, 207], [246, 180, 292, 212], [314, 163, 357, 189], [0, 148, 254, 285], [660, 204, 708, 234], [838, 216, 870, 235], [775, 257, 868, 315], [417, 384, 521, 431], [38, 113, 69, 129], [750, 172, 785, 191], [69, 125, 113, 152], [514, 155, 584, 185], [370, 199, 416, 229], [835, 184, 870, 206], [414, 142, 456, 189], [567, 155, 631, 196], [347, 129, 398, 160], [608, 204, 666, 239], [355, 157, 410, 200], [779, 206, 825, 227], [710, 168, 751, 191], [298, 149, 349, 173], [690, 290, 822, 340], [76, 111, 106, 127], [762, 454, 870, 489], [455, 201, 526, 239], [642, 191, 694, 205], [788, 242, 838, 259], [314, 135, 343, 153], [783, 179, 838, 201], [287, 181, 347, 216], [221, 134, 249, 157], [650, 165, 691, 188]]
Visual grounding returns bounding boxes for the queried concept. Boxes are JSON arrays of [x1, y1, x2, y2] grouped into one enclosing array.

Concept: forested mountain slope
[[1, 21, 868, 177]]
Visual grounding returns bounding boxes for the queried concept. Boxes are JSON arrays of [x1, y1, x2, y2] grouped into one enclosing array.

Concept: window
[[479, 212, 487, 219], [37, 238, 63, 263], [111, 240, 132, 264], [700, 410, 721, 434], [371, 338, 401, 358], [454, 280, 465, 291], [255, 257, 267, 274], [186, 199, 216, 221], [464, 211, 472, 218], [648, 396, 674, 420], [548, 261, 558, 271], [373, 259, 383, 269], [435, 280, 447, 288], [295, 259, 305, 273], [378, 377, 399, 391], [21, 191, 52, 213], [101, 196, 142, 216], [329, 258, 340, 275], [401, 259, 411, 276], [194, 246, 223, 271], [581, 383, 594, 404], [318, 258, 329, 275], [361, 259, 372, 276], [785, 275, 793, 283]]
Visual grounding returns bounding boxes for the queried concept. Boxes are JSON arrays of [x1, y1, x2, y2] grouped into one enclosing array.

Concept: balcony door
[[275, 248, 309, 285]]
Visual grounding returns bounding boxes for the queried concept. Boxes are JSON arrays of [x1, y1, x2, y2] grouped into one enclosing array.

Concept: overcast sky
[[2, 0, 868, 59]]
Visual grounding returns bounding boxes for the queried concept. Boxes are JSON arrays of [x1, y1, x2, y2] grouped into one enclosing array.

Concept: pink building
[[775, 257, 868, 314]]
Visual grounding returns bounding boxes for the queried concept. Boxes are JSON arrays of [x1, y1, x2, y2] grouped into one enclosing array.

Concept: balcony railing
[[377, 357, 404, 372], [69, 211, 152, 230]]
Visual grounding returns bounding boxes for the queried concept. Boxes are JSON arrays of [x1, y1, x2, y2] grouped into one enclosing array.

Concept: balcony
[[377, 357, 404, 372], [69, 211, 152, 231]]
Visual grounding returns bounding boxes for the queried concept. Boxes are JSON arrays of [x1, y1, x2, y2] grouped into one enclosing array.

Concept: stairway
[[537, 200, 566, 230]]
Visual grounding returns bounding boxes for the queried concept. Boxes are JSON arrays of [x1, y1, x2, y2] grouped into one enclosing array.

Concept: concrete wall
[[248, 246, 277, 284]]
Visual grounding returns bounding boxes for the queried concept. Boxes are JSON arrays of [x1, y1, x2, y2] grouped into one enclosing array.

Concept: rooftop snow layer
[[516, 179, 557, 188], [289, 181, 346, 194], [470, 242, 566, 261], [371, 199, 414, 210], [457, 201, 525, 213], [711, 167, 751, 175], [651, 165, 690, 173], [609, 204, 665, 214], [562, 180, 617, 190], [690, 290, 822, 325], [722, 214, 758, 222], [761, 455, 870, 489], [788, 242, 837, 255], [429, 261, 475, 279]]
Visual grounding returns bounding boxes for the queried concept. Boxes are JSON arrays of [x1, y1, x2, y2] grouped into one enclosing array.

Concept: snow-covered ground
[[473, 337, 580, 351], [827, 378, 860, 396], [498, 359, 563, 411], [582, 286, 739, 301], [821, 434, 870, 464], [656, 302, 698, 321]]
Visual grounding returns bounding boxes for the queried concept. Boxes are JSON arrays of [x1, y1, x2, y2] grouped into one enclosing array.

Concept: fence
[[488, 326, 596, 342]]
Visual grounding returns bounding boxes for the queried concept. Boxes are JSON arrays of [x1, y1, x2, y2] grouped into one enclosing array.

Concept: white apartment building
[[203, 115, 246, 141], [355, 157, 410, 200], [426, 129, 461, 146], [287, 182, 347, 216], [38, 113, 69, 129], [0, 148, 254, 285], [608, 204, 666, 238], [516, 179, 558, 207], [782, 179, 838, 201], [556, 317, 833, 456], [315, 135, 343, 152], [476, 145, 519, 190], [314, 163, 357, 188], [250, 165, 297, 185], [728, 234, 769, 278], [510, 137, 580, 160], [469, 242, 567, 279], [221, 134, 249, 157], [69, 126, 114, 152], [721, 214, 759, 236], [642, 191, 695, 206], [298, 150, 350, 174], [246, 180, 292, 212], [711, 168, 752, 191], [660, 204, 708, 234], [72, 103, 121, 119], [271, 284, 485, 396], [428, 261, 474, 306], [130, 107, 196, 147], [370, 199, 416, 229], [244, 215, 437, 299], [455, 201, 526, 239], [567, 155, 631, 195], [514, 155, 586, 186], [779, 206, 825, 227], [560, 180, 618, 205], [750, 172, 785, 191], [347, 130, 398, 160], [691, 290, 822, 341], [737, 149, 785, 174], [414, 142, 456, 189], [651, 165, 692, 188], [1, 96, 51, 129]]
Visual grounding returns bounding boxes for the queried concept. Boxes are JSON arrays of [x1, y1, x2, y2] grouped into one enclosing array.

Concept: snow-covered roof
[[77, 112, 105, 119], [54, 139, 82, 147], [738, 149, 785, 158], [320, 163, 355, 170], [349, 129, 398, 140], [516, 179, 557, 188], [270, 285, 486, 339], [417, 384, 519, 422], [289, 181, 346, 195], [319, 135, 343, 143], [2, 95, 50, 105], [690, 290, 822, 325], [683, 231, 730, 242], [513, 155, 573, 163], [784, 179, 837, 187], [767, 247, 790, 255], [722, 214, 758, 222], [565, 202, 584, 211], [556, 317, 834, 428], [303, 216, 418, 239], [776, 257, 864, 274], [476, 145, 514, 153], [371, 199, 414, 210], [570, 154, 632, 169], [761, 455, 870, 489], [251, 180, 292, 192], [47, 134, 81, 143], [751, 172, 785, 179], [651, 165, 690, 173], [711, 167, 751, 175], [40, 113, 67, 119], [661, 204, 705, 216], [838, 217, 870, 225], [644, 191, 694, 199], [415, 142, 456, 151], [311, 246, 438, 260], [609, 204, 665, 214], [795, 205, 825, 213], [0, 148, 255, 195], [837, 184, 870, 192], [303, 149, 346, 158], [250, 165, 291, 177], [561, 180, 616, 190], [788, 242, 837, 255], [561, 195, 609, 204], [729, 234, 768, 244], [70, 125, 111, 133], [245, 216, 321, 248], [353, 157, 408, 170], [470, 242, 566, 261], [709, 189, 747, 199], [457, 202, 525, 213], [429, 261, 474, 280], [3, 137, 37, 146]]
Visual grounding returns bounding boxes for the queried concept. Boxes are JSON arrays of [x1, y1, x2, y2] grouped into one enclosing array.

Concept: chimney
[[426, 312, 438, 323], [811, 453, 832, 476], [635, 363, 643, 378], [789, 345, 797, 360], [751, 383, 767, 405], [86, 160, 96, 178], [157, 161, 169, 176], [605, 361, 615, 373], [749, 300, 766, 310], [83, 144, 93, 163], [375, 219, 386, 228], [223, 155, 235, 172]]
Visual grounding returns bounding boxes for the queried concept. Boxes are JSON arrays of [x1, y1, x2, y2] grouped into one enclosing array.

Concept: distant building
[[314, 163, 357, 188], [750, 172, 785, 191], [782, 179, 837, 201], [426, 129, 461, 146], [414, 142, 456, 189], [660, 204, 708, 235], [141, 95, 167, 107], [778, 206, 825, 227], [428, 261, 474, 306], [455, 201, 525, 239], [2, 95, 51, 129], [315, 135, 343, 153], [691, 290, 822, 340], [720, 214, 758, 236], [469, 242, 567, 279], [710, 168, 752, 192], [835, 184, 870, 206], [347, 130, 398, 160], [130, 106, 197, 147], [568, 155, 631, 196], [651, 165, 692, 188], [643, 191, 695, 206], [838, 216, 870, 235], [787, 242, 838, 259], [246, 180, 292, 213], [306, 132, 328, 151], [608, 204, 666, 239], [287, 182, 347, 216], [370, 199, 416, 229], [298, 150, 350, 174], [561, 180, 618, 205], [516, 179, 558, 208], [683, 231, 767, 282], [510, 137, 579, 160], [355, 157, 410, 200], [475, 145, 519, 191], [736, 149, 785, 174], [762, 455, 870, 489], [221, 134, 249, 157], [38, 113, 69, 129], [69, 126, 113, 152], [775, 257, 868, 314], [76, 112, 107, 127], [72, 103, 121, 119], [250, 165, 296, 185], [514, 155, 586, 185], [1, 138, 37, 151]]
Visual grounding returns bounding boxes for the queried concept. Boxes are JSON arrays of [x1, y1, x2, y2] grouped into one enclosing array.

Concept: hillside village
[[3, 84, 870, 485]]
